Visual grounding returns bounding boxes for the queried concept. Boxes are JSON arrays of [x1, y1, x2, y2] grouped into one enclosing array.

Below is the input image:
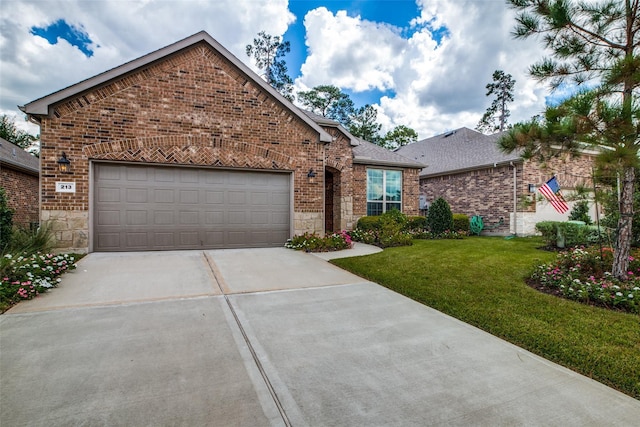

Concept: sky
[[0, 0, 558, 141]]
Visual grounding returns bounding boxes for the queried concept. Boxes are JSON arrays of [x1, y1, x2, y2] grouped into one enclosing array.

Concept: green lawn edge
[[331, 237, 640, 400]]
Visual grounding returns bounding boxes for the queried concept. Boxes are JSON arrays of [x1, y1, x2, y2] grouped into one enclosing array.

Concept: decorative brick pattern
[[1, 168, 39, 226]]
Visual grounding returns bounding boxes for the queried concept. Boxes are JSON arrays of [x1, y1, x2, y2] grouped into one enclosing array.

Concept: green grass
[[332, 236, 640, 399]]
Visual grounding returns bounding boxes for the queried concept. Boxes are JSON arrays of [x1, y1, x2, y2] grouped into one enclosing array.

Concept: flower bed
[[285, 231, 353, 252], [0, 252, 78, 311], [530, 246, 640, 313]]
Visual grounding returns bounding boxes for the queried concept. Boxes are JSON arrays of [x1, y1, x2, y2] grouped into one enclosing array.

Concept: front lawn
[[332, 237, 640, 399]]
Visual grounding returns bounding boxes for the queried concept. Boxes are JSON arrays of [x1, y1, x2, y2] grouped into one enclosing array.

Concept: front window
[[367, 169, 402, 216]]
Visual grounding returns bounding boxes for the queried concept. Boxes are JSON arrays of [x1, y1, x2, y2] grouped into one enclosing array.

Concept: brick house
[[0, 137, 40, 227], [397, 127, 598, 236], [20, 31, 423, 253]]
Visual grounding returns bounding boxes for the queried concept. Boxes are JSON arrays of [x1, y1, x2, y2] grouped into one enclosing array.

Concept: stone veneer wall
[[37, 43, 326, 252], [1, 167, 39, 227]]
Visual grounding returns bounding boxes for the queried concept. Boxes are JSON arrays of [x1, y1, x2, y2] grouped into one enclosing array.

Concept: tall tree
[[476, 70, 516, 134], [297, 85, 355, 126], [0, 115, 38, 150], [383, 125, 418, 149], [246, 31, 294, 101], [501, 0, 640, 279], [348, 104, 382, 143]]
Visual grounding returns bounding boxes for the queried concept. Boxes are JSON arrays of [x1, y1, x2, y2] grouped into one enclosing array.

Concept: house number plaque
[[55, 182, 76, 193]]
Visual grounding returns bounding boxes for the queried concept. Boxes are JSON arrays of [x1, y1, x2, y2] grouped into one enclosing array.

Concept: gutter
[[419, 158, 523, 178]]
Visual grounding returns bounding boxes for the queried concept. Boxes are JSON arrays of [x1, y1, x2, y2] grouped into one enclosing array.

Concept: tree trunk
[[612, 166, 635, 279]]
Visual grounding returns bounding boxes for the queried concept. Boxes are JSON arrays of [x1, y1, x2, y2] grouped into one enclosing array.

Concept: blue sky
[[1, 0, 552, 139]]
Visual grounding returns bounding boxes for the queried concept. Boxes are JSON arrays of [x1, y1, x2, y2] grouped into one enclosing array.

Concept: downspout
[[511, 162, 517, 236]]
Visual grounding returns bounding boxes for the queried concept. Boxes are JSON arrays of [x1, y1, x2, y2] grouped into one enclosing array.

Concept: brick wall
[[38, 43, 326, 251], [1, 167, 39, 226], [420, 154, 597, 235]]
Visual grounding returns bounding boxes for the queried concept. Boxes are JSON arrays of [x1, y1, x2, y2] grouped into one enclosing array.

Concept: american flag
[[539, 176, 569, 214]]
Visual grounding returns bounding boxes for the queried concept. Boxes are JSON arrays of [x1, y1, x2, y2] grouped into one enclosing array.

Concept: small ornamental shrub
[[356, 216, 381, 232], [348, 228, 377, 245], [569, 200, 592, 225], [535, 221, 600, 248], [406, 216, 427, 231], [452, 214, 470, 233], [427, 197, 453, 235], [378, 211, 412, 248], [530, 246, 640, 313], [285, 231, 352, 252], [535, 221, 558, 247]]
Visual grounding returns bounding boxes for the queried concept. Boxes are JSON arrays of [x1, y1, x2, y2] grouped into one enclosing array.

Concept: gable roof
[[396, 127, 522, 177], [299, 109, 426, 169], [352, 138, 426, 169], [20, 31, 333, 144], [0, 137, 39, 175]]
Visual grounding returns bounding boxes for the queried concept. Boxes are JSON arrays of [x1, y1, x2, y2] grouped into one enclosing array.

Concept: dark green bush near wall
[[427, 197, 453, 235], [406, 216, 427, 231], [356, 216, 382, 232], [535, 221, 601, 248], [0, 188, 14, 251], [452, 214, 470, 233]]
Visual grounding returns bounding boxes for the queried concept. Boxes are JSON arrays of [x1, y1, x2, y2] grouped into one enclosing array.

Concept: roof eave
[[419, 159, 523, 178], [353, 157, 427, 169]]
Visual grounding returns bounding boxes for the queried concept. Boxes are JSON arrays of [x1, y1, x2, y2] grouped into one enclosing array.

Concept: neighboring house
[[20, 31, 423, 253], [397, 127, 598, 236], [0, 137, 40, 227]]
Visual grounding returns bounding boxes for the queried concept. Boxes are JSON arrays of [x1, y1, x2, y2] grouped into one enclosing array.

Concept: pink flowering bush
[[0, 252, 78, 311], [531, 246, 640, 313], [285, 231, 353, 252]]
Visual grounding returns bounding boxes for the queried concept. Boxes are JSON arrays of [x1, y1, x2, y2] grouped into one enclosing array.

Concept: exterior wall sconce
[[57, 152, 71, 173], [528, 183, 536, 193], [307, 169, 316, 178]]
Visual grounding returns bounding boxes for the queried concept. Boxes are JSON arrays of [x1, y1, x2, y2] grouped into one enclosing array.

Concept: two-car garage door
[[93, 163, 291, 251]]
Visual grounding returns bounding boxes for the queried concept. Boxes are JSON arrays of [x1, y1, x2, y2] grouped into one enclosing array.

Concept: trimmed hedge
[[535, 221, 601, 248], [452, 214, 470, 233]]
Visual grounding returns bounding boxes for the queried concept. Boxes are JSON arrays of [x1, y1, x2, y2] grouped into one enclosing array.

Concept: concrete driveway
[[1, 246, 639, 426]]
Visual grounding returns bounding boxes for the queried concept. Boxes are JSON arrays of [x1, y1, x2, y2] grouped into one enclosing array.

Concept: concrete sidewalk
[[1, 248, 639, 426]]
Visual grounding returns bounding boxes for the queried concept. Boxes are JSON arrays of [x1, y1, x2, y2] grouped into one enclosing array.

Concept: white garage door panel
[[94, 164, 291, 251]]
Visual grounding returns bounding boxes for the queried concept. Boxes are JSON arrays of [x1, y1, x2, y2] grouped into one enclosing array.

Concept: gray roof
[[0, 137, 39, 175], [20, 31, 332, 144], [396, 127, 522, 177], [299, 109, 425, 169], [352, 138, 426, 169]]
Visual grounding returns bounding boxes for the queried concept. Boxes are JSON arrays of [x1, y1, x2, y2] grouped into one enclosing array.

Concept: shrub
[[0, 188, 13, 251], [348, 228, 377, 245], [535, 221, 558, 246], [569, 200, 592, 225], [356, 216, 381, 232], [285, 231, 352, 252], [536, 221, 601, 248], [378, 211, 412, 248], [406, 216, 427, 231], [427, 197, 453, 235], [452, 213, 470, 233], [5, 222, 53, 255]]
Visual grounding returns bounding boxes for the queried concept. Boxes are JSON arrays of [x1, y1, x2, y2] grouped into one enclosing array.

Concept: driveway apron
[[2, 247, 639, 426]]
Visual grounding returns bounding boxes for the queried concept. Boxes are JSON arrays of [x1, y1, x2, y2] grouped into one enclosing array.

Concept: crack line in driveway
[[203, 252, 292, 427]]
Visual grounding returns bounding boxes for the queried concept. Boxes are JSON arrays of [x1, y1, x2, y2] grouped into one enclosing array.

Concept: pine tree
[[476, 70, 515, 134], [246, 31, 294, 101]]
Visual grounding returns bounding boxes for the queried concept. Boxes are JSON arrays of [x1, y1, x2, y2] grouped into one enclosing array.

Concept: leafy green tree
[[297, 85, 355, 126], [427, 197, 453, 235], [348, 104, 382, 143], [383, 125, 418, 149], [246, 31, 294, 101], [500, 0, 640, 279], [0, 115, 38, 150], [476, 70, 515, 134]]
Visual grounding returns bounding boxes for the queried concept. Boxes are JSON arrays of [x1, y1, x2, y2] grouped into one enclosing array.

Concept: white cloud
[[0, 0, 294, 117], [296, 0, 550, 139]]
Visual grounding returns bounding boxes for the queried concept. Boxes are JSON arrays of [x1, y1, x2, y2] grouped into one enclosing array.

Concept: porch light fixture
[[528, 183, 536, 193], [307, 169, 316, 178], [57, 152, 71, 173]]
